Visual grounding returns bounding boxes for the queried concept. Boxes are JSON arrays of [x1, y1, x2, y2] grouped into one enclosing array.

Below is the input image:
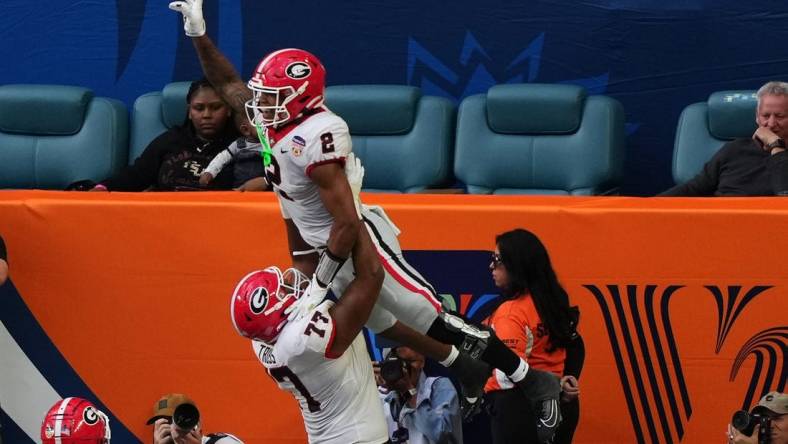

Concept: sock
[[480, 334, 522, 376], [439, 346, 459, 367], [508, 359, 529, 383]]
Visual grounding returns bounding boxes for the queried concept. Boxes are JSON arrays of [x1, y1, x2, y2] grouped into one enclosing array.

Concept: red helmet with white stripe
[[41, 397, 111, 443], [245, 48, 326, 129], [230, 266, 309, 345]]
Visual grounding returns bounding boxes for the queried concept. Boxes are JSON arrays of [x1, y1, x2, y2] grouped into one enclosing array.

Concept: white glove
[[168, 0, 206, 37], [344, 153, 364, 218], [285, 275, 328, 321]]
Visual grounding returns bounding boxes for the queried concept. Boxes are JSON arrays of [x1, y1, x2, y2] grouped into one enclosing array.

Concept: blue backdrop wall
[[2, 0, 787, 195]]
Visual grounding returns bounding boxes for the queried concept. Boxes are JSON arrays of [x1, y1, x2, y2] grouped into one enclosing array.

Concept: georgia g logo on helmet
[[83, 406, 99, 425], [249, 287, 270, 314], [285, 62, 311, 79]]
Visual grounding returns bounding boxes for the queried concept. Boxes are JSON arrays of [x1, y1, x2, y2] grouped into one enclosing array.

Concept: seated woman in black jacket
[[93, 79, 240, 191]]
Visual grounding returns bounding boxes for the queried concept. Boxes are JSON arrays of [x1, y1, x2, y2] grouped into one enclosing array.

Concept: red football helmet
[[41, 397, 111, 443], [246, 48, 326, 129], [230, 266, 309, 345]]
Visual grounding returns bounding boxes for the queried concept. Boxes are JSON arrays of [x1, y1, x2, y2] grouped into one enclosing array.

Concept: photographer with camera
[[147, 393, 243, 444], [728, 392, 788, 444], [375, 346, 463, 444]]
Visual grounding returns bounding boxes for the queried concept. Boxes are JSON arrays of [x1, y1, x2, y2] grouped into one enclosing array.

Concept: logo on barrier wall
[[729, 326, 788, 410], [584, 284, 691, 444], [704, 285, 772, 353], [363, 250, 502, 361], [586, 284, 783, 443], [702, 286, 785, 410]]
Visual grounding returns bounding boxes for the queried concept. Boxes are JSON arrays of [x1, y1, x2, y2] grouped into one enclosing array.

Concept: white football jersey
[[252, 300, 388, 444], [265, 110, 352, 248]]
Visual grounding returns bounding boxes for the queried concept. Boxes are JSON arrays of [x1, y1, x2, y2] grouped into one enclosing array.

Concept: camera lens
[[380, 358, 406, 384], [732, 410, 756, 436], [173, 403, 200, 431]]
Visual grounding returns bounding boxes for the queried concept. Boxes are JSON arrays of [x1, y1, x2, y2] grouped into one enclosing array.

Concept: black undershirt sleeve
[[563, 335, 585, 379]]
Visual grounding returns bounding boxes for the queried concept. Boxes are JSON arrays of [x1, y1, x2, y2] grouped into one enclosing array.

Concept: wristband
[[315, 248, 346, 287]]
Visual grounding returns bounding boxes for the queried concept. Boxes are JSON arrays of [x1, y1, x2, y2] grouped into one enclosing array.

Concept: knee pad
[[439, 312, 491, 360]]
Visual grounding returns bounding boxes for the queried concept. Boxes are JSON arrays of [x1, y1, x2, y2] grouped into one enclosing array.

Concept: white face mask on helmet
[[245, 48, 326, 131], [230, 266, 309, 345]]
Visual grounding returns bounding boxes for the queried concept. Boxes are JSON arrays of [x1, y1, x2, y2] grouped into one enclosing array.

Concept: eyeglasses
[[490, 253, 503, 268]]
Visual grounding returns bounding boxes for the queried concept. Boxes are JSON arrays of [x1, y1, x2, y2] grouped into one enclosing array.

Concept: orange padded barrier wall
[[1, 191, 786, 443]]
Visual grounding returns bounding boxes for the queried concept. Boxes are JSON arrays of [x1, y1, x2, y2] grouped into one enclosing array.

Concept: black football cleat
[[448, 351, 491, 421], [515, 368, 562, 443]]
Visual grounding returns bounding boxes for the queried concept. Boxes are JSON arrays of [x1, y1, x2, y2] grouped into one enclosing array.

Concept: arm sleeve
[[766, 150, 788, 195], [563, 334, 585, 379], [101, 131, 173, 191], [401, 378, 461, 444], [204, 147, 235, 177], [0, 235, 6, 261], [658, 143, 729, 196]]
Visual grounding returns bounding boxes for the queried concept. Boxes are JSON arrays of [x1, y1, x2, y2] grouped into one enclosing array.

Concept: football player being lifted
[[170, 1, 561, 441]]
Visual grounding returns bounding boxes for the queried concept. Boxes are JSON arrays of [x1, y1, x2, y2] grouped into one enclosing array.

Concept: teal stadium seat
[[454, 84, 625, 195], [325, 85, 455, 193], [672, 90, 758, 185], [129, 81, 191, 163], [0, 85, 128, 189]]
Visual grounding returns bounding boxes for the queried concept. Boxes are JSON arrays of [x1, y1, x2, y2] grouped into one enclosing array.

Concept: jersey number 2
[[269, 366, 322, 412], [320, 132, 335, 153]]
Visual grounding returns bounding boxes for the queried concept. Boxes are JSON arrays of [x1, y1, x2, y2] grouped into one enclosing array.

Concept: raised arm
[[191, 36, 250, 121], [311, 163, 363, 260], [326, 225, 383, 357], [283, 155, 371, 323], [170, 0, 250, 130], [310, 158, 382, 356]]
